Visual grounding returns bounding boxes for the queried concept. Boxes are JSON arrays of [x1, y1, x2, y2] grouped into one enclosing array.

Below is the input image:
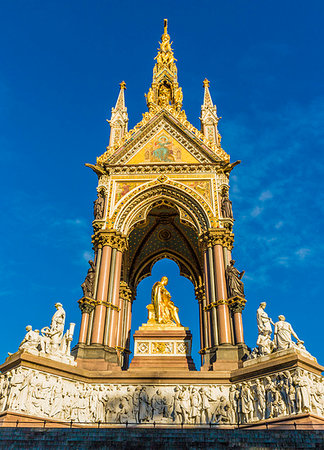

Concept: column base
[[201, 343, 249, 371], [72, 343, 122, 371]]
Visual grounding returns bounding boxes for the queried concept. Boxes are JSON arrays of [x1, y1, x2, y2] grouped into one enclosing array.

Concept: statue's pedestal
[[129, 322, 196, 371]]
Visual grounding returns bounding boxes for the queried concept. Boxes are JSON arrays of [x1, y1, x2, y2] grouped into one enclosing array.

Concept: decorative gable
[[126, 129, 200, 165]]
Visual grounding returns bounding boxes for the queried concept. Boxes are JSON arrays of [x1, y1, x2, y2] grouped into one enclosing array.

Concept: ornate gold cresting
[[199, 228, 234, 251], [92, 230, 128, 252]]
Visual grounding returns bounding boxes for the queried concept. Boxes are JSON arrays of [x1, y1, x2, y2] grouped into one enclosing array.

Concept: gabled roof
[[98, 108, 229, 166]]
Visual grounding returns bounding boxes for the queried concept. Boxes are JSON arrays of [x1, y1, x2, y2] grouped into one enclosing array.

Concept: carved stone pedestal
[[129, 323, 196, 371], [72, 343, 121, 371]]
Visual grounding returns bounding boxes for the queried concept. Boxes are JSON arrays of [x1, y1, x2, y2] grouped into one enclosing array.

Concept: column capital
[[119, 281, 134, 303], [194, 284, 206, 304], [92, 230, 128, 252], [78, 297, 96, 314], [228, 295, 246, 313], [199, 228, 234, 251]]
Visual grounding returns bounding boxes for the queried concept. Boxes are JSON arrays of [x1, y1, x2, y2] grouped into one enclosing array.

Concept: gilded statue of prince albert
[[151, 277, 181, 326]]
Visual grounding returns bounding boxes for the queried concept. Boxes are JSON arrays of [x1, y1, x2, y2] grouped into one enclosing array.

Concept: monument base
[[129, 323, 196, 371], [0, 347, 323, 428]]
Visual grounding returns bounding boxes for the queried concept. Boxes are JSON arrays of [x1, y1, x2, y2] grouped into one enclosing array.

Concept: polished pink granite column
[[107, 250, 122, 348], [213, 244, 232, 344], [91, 245, 112, 344]]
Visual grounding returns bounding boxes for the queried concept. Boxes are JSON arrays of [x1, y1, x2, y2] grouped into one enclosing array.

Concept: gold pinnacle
[[120, 81, 126, 90]]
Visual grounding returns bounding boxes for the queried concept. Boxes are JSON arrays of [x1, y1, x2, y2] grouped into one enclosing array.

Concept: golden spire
[[200, 79, 220, 146], [108, 81, 128, 146], [145, 19, 183, 113]]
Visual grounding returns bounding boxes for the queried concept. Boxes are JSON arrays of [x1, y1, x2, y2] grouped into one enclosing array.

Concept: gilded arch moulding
[[131, 249, 202, 291], [110, 178, 215, 235]]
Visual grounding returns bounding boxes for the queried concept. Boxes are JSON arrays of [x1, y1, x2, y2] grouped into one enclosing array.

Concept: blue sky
[[1, 1, 323, 369]]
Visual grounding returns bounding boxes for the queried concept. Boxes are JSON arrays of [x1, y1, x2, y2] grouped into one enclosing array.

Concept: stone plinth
[[129, 322, 196, 371]]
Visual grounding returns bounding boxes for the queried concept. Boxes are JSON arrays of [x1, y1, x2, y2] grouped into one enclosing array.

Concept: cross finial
[[164, 18, 168, 35], [203, 78, 210, 88]]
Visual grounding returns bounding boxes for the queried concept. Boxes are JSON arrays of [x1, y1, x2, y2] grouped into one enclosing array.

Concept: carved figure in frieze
[[8, 368, 23, 411], [254, 379, 265, 420], [200, 387, 212, 423], [179, 386, 191, 423], [173, 386, 183, 423], [190, 387, 201, 424], [62, 391, 72, 420], [239, 382, 253, 424], [151, 389, 165, 421], [139, 387, 151, 422], [132, 386, 140, 423], [213, 396, 230, 424], [272, 385, 285, 418], [93, 191, 105, 220], [310, 375, 322, 415], [30, 374, 45, 416], [225, 260, 245, 298], [293, 369, 311, 414], [50, 377, 63, 418], [274, 315, 303, 351], [277, 378, 289, 416], [117, 386, 134, 423], [41, 374, 52, 415], [17, 369, 34, 412], [81, 260, 96, 298], [265, 376, 277, 419], [1, 373, 11, 412], [228, 385, 237, 424], [221, 187, 233, 219], [96, 385, 107, 422]]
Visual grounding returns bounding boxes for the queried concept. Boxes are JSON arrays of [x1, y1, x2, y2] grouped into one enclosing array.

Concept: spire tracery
[[145, 19, 183, 113]]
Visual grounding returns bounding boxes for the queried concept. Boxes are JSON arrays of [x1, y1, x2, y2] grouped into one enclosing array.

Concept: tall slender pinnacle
[[200, 79, 220, 146], [108, 81, 129, 147], [145, 19, 183, 113]]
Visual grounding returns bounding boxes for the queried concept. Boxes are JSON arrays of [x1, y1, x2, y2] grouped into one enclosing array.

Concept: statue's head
[[230, 259, 235, 265], [278, 315, 285, 321], [25, 325, 32, 331], [55, 302, 62, 309], [161, 276, 168, 285], [260, 302, 266, 309]]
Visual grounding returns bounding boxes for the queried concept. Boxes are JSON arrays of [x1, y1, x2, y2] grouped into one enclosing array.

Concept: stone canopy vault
[[73, 19, 245, 372]]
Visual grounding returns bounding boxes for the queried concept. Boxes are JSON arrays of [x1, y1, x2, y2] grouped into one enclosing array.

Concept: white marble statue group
[[0, 366, 323, 424], [250, 302, 313, 359], [9, 303, 76, 366]]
